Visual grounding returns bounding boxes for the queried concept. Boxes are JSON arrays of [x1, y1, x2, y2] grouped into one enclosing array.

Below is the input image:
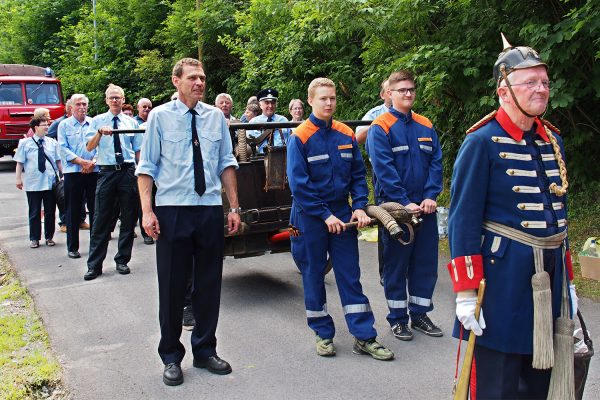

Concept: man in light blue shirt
[[356, 79, 392, 144], [58, 93, 98, 259], [83, 84, 142, 281], [246, 88, 291, 153], [136, 58, 240, 386]]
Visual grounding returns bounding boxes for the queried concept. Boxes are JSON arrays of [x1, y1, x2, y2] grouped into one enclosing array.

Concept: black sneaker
[[391, 323, 413, 341], [182, 306, 195, 331], [411, 314, 443, 337]]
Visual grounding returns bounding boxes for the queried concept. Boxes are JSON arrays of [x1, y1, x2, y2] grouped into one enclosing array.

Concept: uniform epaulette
[[540, 119, 560, 135], [466, 110, 498, 134]]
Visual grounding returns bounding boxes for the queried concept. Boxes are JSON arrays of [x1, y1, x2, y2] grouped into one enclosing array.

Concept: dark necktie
[[190, 109, 206, 196], [267, 116, 273, 122], [112, 116, 124, 164], [37, 138, 46, 173]]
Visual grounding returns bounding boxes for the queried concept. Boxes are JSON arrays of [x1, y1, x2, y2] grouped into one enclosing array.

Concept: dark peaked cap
[[257, 88, 279, 102]]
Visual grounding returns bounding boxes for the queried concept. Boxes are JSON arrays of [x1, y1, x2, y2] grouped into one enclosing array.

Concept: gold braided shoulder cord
[[545, 126, 568, 197]]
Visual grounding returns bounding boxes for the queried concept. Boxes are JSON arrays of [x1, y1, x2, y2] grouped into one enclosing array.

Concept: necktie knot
[[189, 108, 198, 116]]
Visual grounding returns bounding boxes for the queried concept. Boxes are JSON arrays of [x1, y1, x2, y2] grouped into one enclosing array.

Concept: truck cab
[[0, 64, 65, 157]]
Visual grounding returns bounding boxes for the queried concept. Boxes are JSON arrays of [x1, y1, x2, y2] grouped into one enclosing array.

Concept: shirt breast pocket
[[162, 130, 187, 151], [307, 154, 331, 181], [199, 130, 222, 162]]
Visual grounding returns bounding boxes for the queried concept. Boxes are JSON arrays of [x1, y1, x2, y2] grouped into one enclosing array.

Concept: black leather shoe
[[84, 267, 102, 281], [163, 363, 183, 386], [68, 251, 81, 259], [193, 355, 232, 375], [116, 263, 130, 275], [143, 236, 154, 245]]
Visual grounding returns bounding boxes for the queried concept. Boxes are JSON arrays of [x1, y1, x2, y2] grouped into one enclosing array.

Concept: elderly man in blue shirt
[[246, 88, 291, 153], [58, 93, 98, 259], [83, 84, 141, 280], [136, 58, 240, 387]]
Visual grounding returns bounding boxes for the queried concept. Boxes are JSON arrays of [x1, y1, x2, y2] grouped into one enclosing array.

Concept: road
[[0, 156, 598, 400]]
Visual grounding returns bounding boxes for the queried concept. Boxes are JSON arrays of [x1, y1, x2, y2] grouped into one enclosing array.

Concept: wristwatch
[[229, 207, 242, 214]]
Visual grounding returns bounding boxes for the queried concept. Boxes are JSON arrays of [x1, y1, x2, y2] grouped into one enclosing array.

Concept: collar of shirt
[[389, 107, 413, 123], [308, 113, 333, 129], [68, 115, 92, 128], [496, 107, 549, 143]]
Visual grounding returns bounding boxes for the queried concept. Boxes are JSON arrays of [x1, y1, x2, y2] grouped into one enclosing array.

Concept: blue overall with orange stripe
[[365, 108, 443, 326], [287, 114, 377, 341]]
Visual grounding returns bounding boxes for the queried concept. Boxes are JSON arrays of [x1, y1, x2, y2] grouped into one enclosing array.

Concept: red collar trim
[[495, 107, 549, 142]]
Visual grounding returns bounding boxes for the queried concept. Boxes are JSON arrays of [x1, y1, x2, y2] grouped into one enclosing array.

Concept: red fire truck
[[0, 64, 65, 157]]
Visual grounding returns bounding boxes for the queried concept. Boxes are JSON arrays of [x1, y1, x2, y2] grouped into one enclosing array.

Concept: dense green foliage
[[1, 0, 598, 186]]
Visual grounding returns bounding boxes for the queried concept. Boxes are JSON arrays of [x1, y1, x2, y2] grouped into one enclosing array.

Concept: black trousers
[[26, 190, 56, 241], [471, 344, 551, 399], [87, 166, 137, 269], [155, 205, 224, 364], [64, 172, 97, 252]]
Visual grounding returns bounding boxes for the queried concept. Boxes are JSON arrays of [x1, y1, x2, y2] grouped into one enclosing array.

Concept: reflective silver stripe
[[552, 202, 563, 210], [513, 186, 541, 193], [521, 219, 567, 229], [491, 236, 502, 253], [535, 140, 551, 146], [409, 296, 432, 307], [541, 154, 556, 162], [419, 144, 432, 151], [307, 154, 329, 163], [340, 153, 353, 159], [392, 145, 409, 152], [306, 303, 328, 318], [343, 303, 372, 315], [545, 169, 559, 177], [387, 299, 408, 309], [506, 169, 537, 177], [492, 136, 526, 145], [499, 152, 532, 161], [518, 203, 544, 211]]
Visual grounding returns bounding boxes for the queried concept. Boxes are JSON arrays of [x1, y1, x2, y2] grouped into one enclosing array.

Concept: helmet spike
[[501, 32, 512, 51]]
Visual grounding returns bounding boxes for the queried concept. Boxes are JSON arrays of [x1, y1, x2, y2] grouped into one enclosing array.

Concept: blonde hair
[[33, 107, 50, 119], [105, 83, 125, 98], [307, 78, 335, 99]]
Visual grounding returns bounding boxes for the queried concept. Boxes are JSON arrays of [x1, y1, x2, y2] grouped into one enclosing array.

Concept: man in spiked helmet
[[447, 34, 577, 398]]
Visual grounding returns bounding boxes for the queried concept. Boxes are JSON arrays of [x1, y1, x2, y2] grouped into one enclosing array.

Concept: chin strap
[[499, 65, 541, 118]]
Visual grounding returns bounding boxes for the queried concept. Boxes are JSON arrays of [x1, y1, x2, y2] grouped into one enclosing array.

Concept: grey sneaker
[[411, 314, 443, 337], [391, 323, 413, 341], [316, 335, 336, 357], [182, 306, 195, 331], [352, 338, 394, 361]]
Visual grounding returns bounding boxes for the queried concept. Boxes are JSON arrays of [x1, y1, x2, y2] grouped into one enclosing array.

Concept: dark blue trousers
[[155, 205, 224, 364], [26, 190, 55, 241], [64, 172, 97, 252]]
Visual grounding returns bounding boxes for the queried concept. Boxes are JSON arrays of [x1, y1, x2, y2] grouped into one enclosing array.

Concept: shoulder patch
[[540, 119, 561, 135], [332, 120, 355, 140], [466, 110, 498, 134], [372, 112, 398, 135], [293, 120, 319, 144], [411, 112, 433, 129]]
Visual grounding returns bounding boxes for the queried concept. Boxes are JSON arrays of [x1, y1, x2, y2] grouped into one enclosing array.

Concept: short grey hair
[[215, 93, 233, 105]]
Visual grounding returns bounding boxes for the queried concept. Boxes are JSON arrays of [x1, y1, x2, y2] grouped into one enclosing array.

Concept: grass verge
[[0, 250, 67, 400]]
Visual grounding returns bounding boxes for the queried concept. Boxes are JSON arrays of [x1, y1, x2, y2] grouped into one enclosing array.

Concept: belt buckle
[[115, 164, 121, 171]]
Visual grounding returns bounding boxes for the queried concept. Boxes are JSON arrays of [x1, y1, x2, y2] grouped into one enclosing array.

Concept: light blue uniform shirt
[[58, 116, 99, 174], [362, 104, 389, 121], [246, 113, 290, 153], [14, 136, 60, 191], [135, 100, 238, 206], [85, 111, 141, 165]]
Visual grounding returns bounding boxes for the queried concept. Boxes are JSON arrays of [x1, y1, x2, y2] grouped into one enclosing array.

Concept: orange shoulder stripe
[[372, 112, 397, 135], [332, 120, 355, 141], [293, 120, 319, 144], [411, 111, 433, 129]]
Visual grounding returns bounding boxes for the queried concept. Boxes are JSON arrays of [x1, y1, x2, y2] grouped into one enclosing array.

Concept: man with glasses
[[447, 37, 576, 398], [135, 98, 153, 125], [366, 70, 443, 342], [83, 84, 141, 280]]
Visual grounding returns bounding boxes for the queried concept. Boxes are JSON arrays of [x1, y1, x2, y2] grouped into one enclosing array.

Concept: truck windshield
[[25, 83, 60, 105], [0, 83, 23, 105]]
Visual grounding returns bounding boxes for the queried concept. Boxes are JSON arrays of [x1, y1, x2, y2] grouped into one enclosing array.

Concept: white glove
[[456, 297, 486, 336], [569, 284, 578, 315]]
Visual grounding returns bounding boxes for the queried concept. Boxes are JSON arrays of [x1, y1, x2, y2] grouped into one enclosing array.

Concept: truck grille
[[4, 123, 29, 135]]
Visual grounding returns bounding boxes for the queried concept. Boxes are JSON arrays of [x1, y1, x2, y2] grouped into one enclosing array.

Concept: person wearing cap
[[447, 35, 577, 398], [246, 88, 291, 153], [287, 77, 394, 361]]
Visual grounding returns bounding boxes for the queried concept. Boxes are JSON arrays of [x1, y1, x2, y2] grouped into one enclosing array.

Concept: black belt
[[99, 163, 133, 171]]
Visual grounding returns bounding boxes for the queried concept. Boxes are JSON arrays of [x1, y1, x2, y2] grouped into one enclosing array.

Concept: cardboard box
[[579, 255, 600, 281]]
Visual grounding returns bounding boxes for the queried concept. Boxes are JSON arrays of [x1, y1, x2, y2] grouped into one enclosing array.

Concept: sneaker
[[30, 240, 39, 248], [411, 314, 443, 337], [352, 338, 394, 361], [59, 225, 67, 233], [316, 335, 336, 357], [182, 306, 195, 331], [391, 323, 413, 341]]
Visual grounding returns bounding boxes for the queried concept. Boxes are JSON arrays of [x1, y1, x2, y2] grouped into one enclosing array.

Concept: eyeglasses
[[39, 123, 49, 126], [291, 107, 303, 111], [389, 88, 416, 95], [141, 105, 152, 109], [108, 96, 123, 101], [510, 80, 552, 90]]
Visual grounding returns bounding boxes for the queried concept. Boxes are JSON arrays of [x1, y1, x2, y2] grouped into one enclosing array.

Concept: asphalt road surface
[[0, 156, 598, 400]]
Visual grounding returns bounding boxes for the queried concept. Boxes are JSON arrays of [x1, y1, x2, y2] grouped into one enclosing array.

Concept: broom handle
[[454, 279, 486, 400]]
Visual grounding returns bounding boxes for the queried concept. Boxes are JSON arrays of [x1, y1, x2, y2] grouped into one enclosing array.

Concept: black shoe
[[143, 236, 154, 245], [391, 323, 413, 341], [163, 363, 183, 386], [116, 263, 130, 275], [68, 251, 81, 259], [182, 306, 195, 331], [411, 314, 443, 337], [193, 355, 232, 375], [84, 267, 102, 281]]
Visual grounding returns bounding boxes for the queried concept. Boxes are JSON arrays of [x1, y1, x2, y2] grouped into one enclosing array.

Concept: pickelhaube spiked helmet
[[493, 33, 547, 86]]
